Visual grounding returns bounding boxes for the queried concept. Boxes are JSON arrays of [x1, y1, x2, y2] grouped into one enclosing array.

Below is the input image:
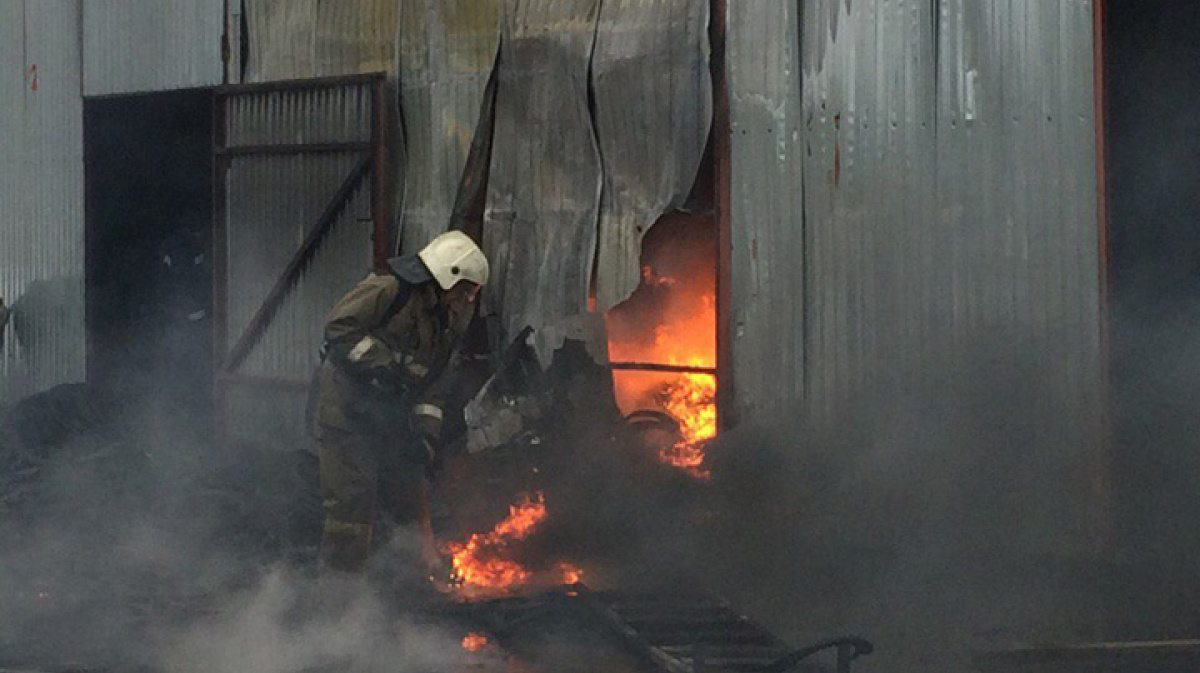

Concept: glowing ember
[[656, 370, 717, 480], [461, 632, 490, 652], [443, 492, 583, 595]]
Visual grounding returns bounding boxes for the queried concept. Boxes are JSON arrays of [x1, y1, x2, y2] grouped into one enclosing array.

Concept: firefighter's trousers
[[316, 424, 430, 573]]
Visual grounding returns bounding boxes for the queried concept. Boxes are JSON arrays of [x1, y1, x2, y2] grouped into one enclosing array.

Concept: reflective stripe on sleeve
[[347, 336, 377, 363], [412, 403, 444, 421]]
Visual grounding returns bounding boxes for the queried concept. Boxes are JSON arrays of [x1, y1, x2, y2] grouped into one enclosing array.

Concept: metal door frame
[[211, 72, 390, 441]]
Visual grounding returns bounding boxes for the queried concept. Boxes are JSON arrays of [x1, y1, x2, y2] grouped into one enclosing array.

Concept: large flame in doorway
[[607, 262, 718, 480], [442, 492, 582, 598]]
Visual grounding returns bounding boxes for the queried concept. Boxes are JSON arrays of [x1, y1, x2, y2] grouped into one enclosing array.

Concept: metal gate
[[212, 73, 389, 447]]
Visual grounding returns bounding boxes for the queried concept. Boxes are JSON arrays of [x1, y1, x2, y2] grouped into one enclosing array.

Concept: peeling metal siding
[[396, 0, 501, 254], [243, 0, 398, 83], [82, 0, 223, 96], [0, 1, 85, 402], [483, 0, 604, 363], [801, 0, 938, 418], [591, 0, 712, 311], [726, 0, 806, 422]]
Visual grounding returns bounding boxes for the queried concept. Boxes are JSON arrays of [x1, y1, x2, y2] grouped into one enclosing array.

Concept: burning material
[[461, 632, 490, 652], [655, 370, 717, 479], [607, 259, 718, 480], [443, 492, 582, 598]]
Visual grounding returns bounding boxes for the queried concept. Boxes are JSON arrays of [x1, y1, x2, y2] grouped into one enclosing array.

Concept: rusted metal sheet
[[243, 0, 397, 83], [0, 1, 85, 402], [725, 0, 806, 422], [482, 0, 603, 362], [83, 0, 223, 95], [591, 0, 712, 311], [396, 0, 501, 254]]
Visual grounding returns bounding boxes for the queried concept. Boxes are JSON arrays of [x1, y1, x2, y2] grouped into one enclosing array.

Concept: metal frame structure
[[211, 72, 389, 441], [1092, 0, 1115, 556]]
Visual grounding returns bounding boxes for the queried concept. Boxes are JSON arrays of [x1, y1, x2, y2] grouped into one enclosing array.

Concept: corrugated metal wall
[[219, 83, 376, 447], [82, 0, 224, 96], [395, 0, 501, 254], [801, 0, 939, 417], [243, 0, 398, 83], [935, 0, 1104, 550], [726, 0, 806, 422], [591, 0, 712, 311], [482, 0, 605, 363], [727, 0, 1103, 554], [0, 0, 86, 403], [727, 0, 1101, 436]]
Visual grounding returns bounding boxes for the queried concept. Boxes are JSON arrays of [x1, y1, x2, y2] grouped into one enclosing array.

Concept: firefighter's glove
[[411, 405, 443, 467]]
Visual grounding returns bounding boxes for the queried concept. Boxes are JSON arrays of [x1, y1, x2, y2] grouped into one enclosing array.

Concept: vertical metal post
[[1091, 0, 1114, 562], [371, 77, 389, 273], [712, 0, 735, 430], [212, 91, 229, 444]]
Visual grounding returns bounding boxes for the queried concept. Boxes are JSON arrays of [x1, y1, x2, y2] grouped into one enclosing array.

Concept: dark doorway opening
[[1105, 0, 1200, 628], [84, 89, 214, 438]]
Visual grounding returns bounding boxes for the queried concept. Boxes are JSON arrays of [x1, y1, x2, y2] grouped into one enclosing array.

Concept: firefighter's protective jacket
[[313, 272, 470, 445]]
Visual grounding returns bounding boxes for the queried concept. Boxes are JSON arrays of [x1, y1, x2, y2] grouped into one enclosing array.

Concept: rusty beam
[[215, 71, 384, 96], [371, 77, 390, 272], [1092, 0, 1114, 562], [609, 362, 717, 375], [212, 89, 230, 443], [711, 0, 735, 430], [216, 141, 371, 156]]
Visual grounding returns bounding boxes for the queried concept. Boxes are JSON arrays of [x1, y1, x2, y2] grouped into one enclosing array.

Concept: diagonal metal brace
[[222, 153, 372, 374], [760, 636, 874, 673]]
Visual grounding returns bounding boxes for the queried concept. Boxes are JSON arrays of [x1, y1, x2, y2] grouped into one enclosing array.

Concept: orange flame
[[608, 263, 718, 480], [656, 371, 717, 480], [461, 633, 489, 652], [443, 492, 583, 596]]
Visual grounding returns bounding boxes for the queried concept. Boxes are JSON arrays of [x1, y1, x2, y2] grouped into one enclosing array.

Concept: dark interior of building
[[84, 89, 214, 438], [1106, 0, 1200, 634]]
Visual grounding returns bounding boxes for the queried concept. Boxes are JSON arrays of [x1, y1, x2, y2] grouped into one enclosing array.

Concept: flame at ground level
[[442, 492, 583, 597], [656, 371, 716, 479], [461, 632, 490, 652]]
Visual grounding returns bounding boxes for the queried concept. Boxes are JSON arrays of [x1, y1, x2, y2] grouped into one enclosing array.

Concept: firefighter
[[313, 230, 488, 574]]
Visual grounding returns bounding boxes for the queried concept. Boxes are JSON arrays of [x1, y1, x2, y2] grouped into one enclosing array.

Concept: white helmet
[[418, 230, 490, 290]]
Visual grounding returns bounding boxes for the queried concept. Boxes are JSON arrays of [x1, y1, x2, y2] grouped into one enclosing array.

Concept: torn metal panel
[[483, 0, 603, 363], [396, 0, 502, 253], [591, 0, 713, 311], [243, 0, 397, 82], [725, 0, 806, 423], [801, 0, 938, 419]]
